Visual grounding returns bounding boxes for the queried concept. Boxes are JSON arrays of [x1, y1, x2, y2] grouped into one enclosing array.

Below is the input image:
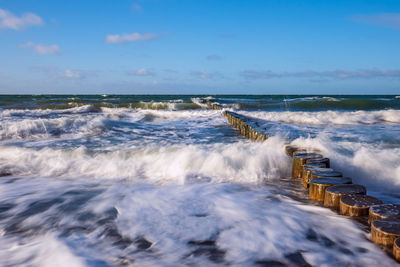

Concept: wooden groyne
[[224, 111, 268, 142], [210, 102, 400, 263]]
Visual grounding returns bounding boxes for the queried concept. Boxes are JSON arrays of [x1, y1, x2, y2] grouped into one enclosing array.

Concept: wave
[[134, 101, 203, 110], [112, 182, 392, 266], [239, 109, 400, 125], [0, 137, 289, 183], [288, 98, 400, 110], [217, 96, 400, 111], [0, 105, 99, 118], [0, 109, 224, 141], [0, 178, 394, 266], [290, 134, 400, 199], [33, 101, 202, 111], [1, 99, 205, 112], [190, 97, 210, 109], [3, 95, 399, 112], [0, 115, 108, 141]]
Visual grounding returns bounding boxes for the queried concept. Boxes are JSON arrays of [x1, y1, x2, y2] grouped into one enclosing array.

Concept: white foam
[[99, 107, 219, 119], [0, 234, 85, 267], [240, 109, 400, 125], [0, 105, 96, 118], [110, 182, 395, 265], [0, 101, 399, 265], [137, 101, 179, 110], [1, 178, 394, 266], [0, 137, 289, 183], [190, 97, 209, 108], [0, 115, 106, 141], [0, 109, 224, 141], [290, 134, 400, 198]]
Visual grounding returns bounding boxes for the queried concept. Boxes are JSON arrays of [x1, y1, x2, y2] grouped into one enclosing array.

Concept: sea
[[0, 95, 399, 266]]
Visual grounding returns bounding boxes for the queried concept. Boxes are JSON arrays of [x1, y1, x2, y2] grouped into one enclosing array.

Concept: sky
[[1, 0, 400, 94]]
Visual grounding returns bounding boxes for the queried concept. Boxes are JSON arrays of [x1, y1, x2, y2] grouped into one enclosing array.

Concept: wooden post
[[302, 166, 330, 188], [292, 153, 323, 179], [371, 219, 400, 246], [394, 238, 400, 262], [306, 157, 330, 168], [340, 195, 383, 217], [257, 133, 268, 142], [285, 145, 303, 157], [309, 177, 352, 201], [302, 166, 333, 188], [245, 124, 251, 139], [311, 170, 342, 179], [369, 204, 400, 225], [323, 184, 366, 210]]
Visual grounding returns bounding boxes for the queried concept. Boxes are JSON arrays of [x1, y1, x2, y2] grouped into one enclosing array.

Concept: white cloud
[[129, 68, 155, 76], [105, 32, 159, 44], [21, 42, 60, 55], [65, 69, 82, 79], [0, 8, 43, 30]]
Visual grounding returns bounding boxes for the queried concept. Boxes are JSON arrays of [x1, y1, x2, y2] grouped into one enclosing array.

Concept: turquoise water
[[0, 95, 399, 266]]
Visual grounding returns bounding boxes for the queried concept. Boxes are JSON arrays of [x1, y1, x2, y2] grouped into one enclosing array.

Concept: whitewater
[[0, 95, 399, 266]]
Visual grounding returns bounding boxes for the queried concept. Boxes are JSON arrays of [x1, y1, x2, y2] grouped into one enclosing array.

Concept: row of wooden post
[[287, 147, 400, 262], [211, 103, 400, 263], [223, 111, 268, 142]]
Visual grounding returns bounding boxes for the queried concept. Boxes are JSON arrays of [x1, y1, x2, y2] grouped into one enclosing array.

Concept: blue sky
[[1, 0, 400, 94]]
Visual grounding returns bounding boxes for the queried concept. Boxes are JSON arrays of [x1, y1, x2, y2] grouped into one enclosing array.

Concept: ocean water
[[0, 95, 399, 266]]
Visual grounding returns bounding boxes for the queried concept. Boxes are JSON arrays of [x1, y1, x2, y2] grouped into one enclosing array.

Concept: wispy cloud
[[191, 71, 224, 80], [240, 69, 400, 80], [105, 32, 159, 44], [350, 13, 400, 30], [0, 8, 43, 30], [129, 68, 155, 76], [65, 69, 83, 79], [206, 54, 223, 61], [20, 42, 60, 55]]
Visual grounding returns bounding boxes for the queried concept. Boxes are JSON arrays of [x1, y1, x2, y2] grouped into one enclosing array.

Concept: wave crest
[[0, 137, 289, 183]]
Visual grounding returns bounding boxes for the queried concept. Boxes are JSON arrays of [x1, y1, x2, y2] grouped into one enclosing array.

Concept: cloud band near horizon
[[240, 69, 400, 80]]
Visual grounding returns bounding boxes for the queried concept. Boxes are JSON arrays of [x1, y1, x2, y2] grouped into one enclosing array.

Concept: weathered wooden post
[[394, 238, 400, 262], [292, 153, 323, 179], [323, 184, 366, 210], [302, 166, 333, 188], [340, 195, 382, 216], [306, 157, 330, 168], [369, 204, 400, 224], [257, 133, 268, 142], [371, 219, 400, 246], [309, 177, 352, 201], [311, 170, 342, 179], [285, 145, 303, 157]]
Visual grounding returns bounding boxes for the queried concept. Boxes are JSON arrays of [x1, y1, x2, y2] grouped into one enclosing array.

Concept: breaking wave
[[0, 137, 289, 183], [240, 109, 400, 125]]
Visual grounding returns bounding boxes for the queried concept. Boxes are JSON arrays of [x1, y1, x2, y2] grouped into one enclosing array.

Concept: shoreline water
[[0, 95, 399, 266]]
